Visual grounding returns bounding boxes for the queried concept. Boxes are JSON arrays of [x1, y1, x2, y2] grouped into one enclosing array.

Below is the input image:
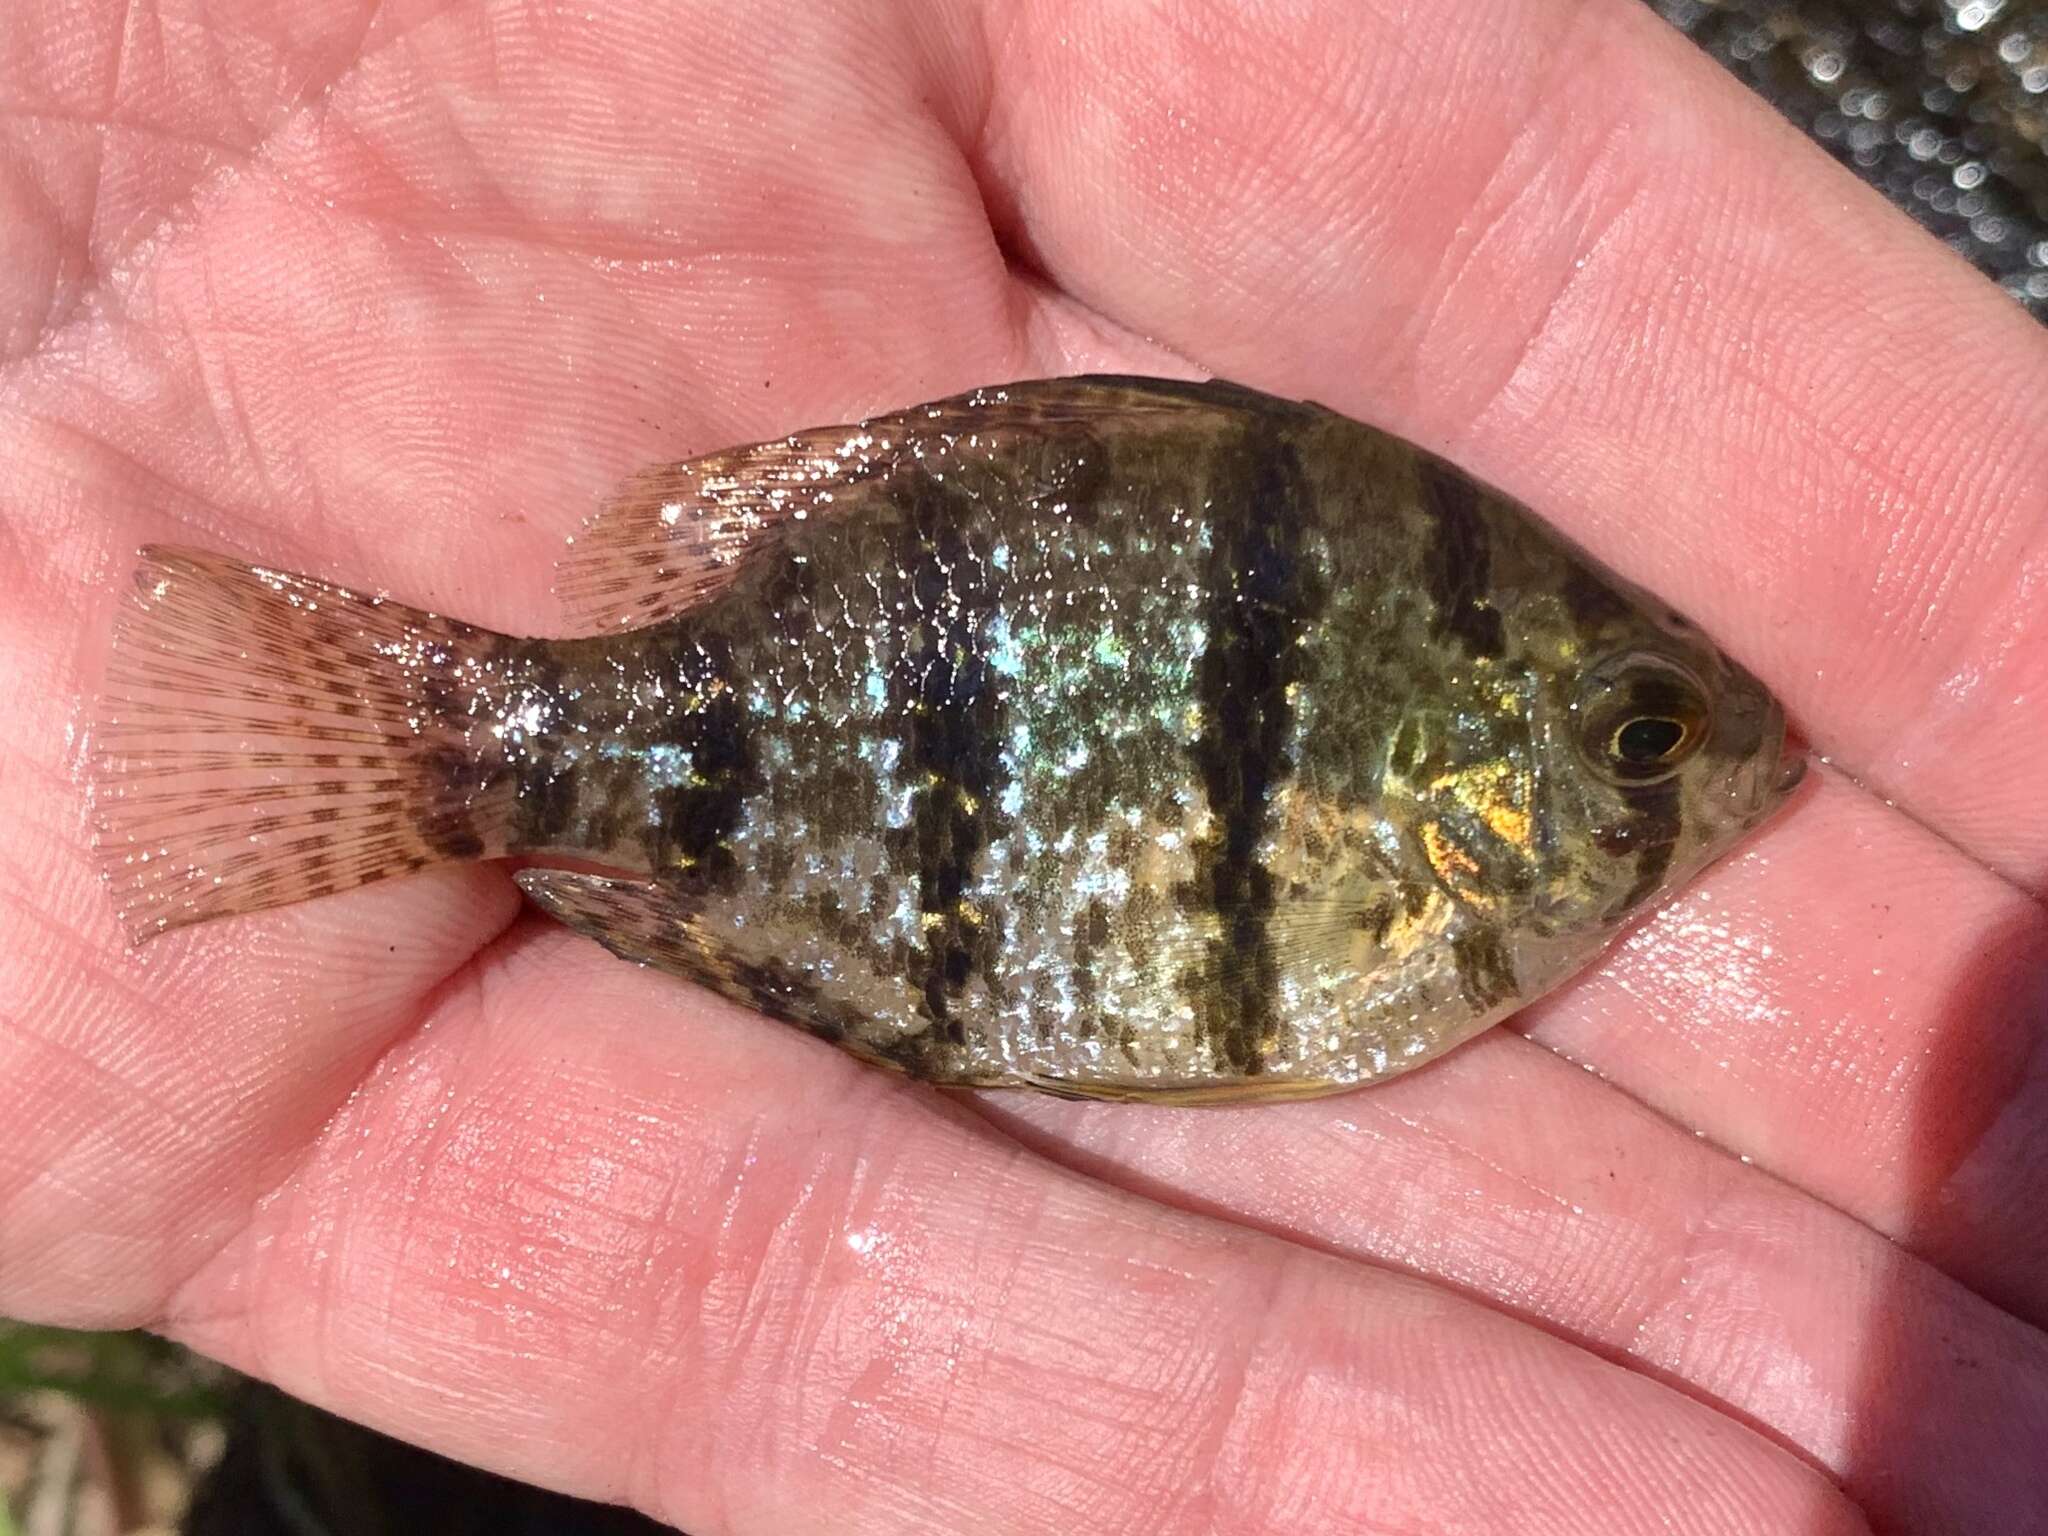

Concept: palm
[[4, 3, 2046, 1532]]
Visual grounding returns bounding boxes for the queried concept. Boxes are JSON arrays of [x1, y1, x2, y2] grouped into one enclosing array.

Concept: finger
[[976, 1025, 2048, 1536], [160, 933, 1867, 1536], [975, 0, 2048, 891], [1517, 766, 2048, 1326]]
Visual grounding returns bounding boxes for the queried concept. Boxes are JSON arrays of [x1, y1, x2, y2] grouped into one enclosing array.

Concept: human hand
[[2, 3, 2045, 1531]]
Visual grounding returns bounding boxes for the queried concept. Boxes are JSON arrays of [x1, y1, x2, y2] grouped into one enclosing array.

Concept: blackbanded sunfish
[[94, 376, 1803, 1101]]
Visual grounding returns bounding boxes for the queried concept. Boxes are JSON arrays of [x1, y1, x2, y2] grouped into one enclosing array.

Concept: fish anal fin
[[515, 869, 889, 1064], [516, 869, 718, 977], [553, 375, 1281, 634]]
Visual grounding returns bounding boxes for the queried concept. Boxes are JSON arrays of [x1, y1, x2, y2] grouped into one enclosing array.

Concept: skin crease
[[0, 0, 2045, 1532]]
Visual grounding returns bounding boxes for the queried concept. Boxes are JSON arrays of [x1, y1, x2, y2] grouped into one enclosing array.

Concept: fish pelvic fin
[[94, 546, 521, 942]]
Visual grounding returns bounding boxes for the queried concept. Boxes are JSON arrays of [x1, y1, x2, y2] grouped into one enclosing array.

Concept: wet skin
[[3, 3, 2048, 1534]]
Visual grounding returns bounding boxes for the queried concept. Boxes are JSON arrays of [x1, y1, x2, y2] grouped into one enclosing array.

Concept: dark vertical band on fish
[[1185, 424, 1325, 1075], [898, 474, 1012, 1042]]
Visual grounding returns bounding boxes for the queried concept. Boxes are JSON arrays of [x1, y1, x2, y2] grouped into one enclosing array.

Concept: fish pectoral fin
[[553, 376, 1281, 634], [515, 869, 714, 978]]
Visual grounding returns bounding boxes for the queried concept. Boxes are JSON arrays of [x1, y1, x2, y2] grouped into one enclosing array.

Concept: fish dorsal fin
[[555, 431, 894, 633], [553, 375, 1280, 634]]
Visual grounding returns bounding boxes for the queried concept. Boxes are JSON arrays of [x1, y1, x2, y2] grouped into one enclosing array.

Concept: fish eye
[[1575, 654, 1710, 786], [1613, 716, 1686, 764]]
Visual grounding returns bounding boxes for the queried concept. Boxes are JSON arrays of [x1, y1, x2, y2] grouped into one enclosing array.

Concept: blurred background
[[0, 1324, 669, 1535], [1655, 0, 2048, 313], [5, 0, 2045, 1531]]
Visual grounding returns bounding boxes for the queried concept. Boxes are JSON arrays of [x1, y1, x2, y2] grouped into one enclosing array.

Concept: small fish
[[93, 376, 1803, 1102]]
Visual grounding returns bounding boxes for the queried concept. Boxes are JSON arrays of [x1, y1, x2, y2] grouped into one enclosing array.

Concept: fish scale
[[92, 376, 1803, 1101]]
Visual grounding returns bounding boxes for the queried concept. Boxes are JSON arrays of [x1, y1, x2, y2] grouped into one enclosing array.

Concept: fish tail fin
[[94, 546, 521, 942]]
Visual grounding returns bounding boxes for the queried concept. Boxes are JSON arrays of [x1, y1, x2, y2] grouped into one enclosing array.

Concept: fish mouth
[[1733, 698, 1807, 820], [1774, 731, 1810, 796]]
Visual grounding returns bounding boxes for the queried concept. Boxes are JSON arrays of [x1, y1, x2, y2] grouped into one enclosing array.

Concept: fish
[[92, 375, 1804, 1102]]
